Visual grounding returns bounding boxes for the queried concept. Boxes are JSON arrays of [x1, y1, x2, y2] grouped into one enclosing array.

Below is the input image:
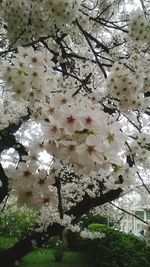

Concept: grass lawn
[[18, 249, 95, 267], [0, 235, 95, 267]]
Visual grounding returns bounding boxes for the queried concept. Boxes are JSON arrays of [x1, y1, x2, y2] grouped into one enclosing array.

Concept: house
[[118, 205, 150, 237]]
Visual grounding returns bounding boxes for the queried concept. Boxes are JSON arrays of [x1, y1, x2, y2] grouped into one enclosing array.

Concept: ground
[[0, 235, 94, 267]]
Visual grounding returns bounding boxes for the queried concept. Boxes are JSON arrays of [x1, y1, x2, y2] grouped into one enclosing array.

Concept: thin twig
[[110, 201, 149, 225], [76, 20, 107, 79]]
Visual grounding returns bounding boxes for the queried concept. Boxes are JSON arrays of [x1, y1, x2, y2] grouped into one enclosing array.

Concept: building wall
[[119, 208, 150, 237]]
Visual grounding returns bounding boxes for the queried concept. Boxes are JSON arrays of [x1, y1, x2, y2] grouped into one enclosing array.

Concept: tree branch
[[0, 163, 9, 203], [76, 20, 107, 79]]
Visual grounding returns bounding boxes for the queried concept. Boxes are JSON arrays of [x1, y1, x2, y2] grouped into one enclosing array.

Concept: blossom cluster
[[1, 46, 128, 176], [106, 62, 145, 111], [5, 161, 57, 210], [0, 44, 133, 211], [39, 93, 127, 175], [36, 205, 73, 232], [1, 46, 55, 102], [1, 0, 81, 45], [80, 228, 105, 239], [128, 9, 150, 44], [129, 142, 150, 170]]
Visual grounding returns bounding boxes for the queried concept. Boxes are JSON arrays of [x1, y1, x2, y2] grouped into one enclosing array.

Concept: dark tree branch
[[136, 171, 150, 195], [55, 177, 64, 220], [54, 67, 92, 94], [68, 187, 122, 221], [0, 163, 9, 204], [76, 20, 107, 79], [0, 110, 31, 154]]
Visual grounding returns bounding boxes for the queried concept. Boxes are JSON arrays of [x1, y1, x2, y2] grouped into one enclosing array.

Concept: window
[[146, 210, 150, 220], [135, 211, 144, 220], [137, 223, 142, 230]]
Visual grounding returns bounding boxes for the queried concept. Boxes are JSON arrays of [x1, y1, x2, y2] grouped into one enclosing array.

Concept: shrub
[[0, 234, 16, 251], [88, 224, 150, 267], [0, 204, 37, 239], [79, 214, 109, 229]]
